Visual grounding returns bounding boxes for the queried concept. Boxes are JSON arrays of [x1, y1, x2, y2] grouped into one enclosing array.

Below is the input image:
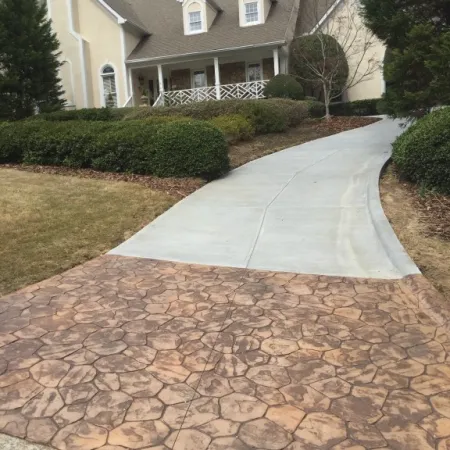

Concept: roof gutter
[[309, 0, 344, 34], [126, 40, 286, 65], [95, 0, 148, 35]]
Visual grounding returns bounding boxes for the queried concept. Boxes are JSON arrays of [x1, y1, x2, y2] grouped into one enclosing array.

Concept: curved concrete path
[[111, 119, 419, 279]]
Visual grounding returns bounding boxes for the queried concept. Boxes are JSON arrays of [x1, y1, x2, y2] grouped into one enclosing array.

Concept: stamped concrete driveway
[[111, 119, 418, 280], [0, 256, 449, 450]]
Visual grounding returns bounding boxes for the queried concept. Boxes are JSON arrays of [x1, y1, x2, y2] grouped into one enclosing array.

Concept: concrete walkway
[[111, 119, 419, 279]]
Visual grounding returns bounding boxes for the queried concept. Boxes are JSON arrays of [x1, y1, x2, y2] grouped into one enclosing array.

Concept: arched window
[[101, 65, 117, 107]]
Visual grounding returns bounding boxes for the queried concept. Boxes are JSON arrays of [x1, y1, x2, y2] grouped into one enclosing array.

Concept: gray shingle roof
[[104, 0, 300, 62]]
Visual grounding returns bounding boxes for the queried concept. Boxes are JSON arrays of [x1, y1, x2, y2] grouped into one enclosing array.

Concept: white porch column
[[157, 64, 165, 105], [214, 57, 221, 100], [273, 48, 280, 76], [127, 67, 134, 106]]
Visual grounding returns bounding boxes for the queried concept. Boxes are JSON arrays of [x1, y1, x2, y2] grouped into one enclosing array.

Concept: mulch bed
[[414, 190, 450, 240], [307, 115, 381, 133], [2, 164, 205, 199]]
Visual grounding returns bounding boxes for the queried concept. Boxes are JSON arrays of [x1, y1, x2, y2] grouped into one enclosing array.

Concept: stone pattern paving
[[0, 256, 449, 449]]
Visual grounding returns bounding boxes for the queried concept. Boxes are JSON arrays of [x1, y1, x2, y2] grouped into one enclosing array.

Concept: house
[[47, 0, 386, 109]]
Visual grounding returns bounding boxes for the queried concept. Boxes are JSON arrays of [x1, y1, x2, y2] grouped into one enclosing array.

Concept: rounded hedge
[[392, 108, 450, 193], [263, 74, 305, 101], [209, 114, 255, 143], [153, 121, 230, 179], [0, 119, 229, 180]]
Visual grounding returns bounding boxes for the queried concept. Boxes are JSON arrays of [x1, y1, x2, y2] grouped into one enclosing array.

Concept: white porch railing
[[153, 80, 268, 107]]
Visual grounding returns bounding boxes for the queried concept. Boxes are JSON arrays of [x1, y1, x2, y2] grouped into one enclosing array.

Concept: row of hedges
[[392, 108, 450, 194], [31, 98, 326, 132], [329, 99, 380, 116], [0, 119, 229, 179]]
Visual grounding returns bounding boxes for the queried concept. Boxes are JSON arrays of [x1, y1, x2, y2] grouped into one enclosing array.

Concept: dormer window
[[183, 0, 219, 35], [189, 11, 203, 32], [245, 2, 259, 24]]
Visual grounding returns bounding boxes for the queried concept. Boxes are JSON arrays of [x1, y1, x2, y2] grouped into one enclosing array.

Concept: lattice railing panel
[[154, 80, 268, 107]]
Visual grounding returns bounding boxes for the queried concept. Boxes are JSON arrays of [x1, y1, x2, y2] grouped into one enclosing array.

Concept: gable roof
[[102, 0, 149, 34], [104, 0, 300, 63]]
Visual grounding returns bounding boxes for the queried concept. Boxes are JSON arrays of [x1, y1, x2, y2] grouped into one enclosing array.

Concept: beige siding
[[48, 0, 85, 108], [77, 1, 125, 107], [315, 0, 385, 101]]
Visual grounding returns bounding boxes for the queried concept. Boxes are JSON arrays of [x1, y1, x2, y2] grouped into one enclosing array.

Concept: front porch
[[127, 46, 285, 107]]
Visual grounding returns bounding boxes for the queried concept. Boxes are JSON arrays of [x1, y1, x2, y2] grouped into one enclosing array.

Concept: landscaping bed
[[381, 166, 450, 300]]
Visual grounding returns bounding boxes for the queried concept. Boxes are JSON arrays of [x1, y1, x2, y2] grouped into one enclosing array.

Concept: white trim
[[99, 63, 120, 108], [66, 0, 89, 108], [273, 48, 279, 75], [120, 26, 129, 103], [191, 68, 208, 89], [46, 0, 52, 19], [309, 0, 344, 34], [214, 57, 221, 100], [127, 41, 285, 65], [246, 60, 263, 82], [96, 0, 126, 23], [127, 67, 134, 106], [61, 58, 77, 107]]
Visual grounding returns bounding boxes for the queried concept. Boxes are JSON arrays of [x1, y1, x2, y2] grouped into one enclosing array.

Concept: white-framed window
[[189, 11, 203, 32], [245, 2, 259, 24], [101, 65, 117, 108]]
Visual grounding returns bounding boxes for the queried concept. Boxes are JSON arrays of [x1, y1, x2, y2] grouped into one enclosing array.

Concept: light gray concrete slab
[[110, 119, 420, 279], [0, 434, 49, 450]]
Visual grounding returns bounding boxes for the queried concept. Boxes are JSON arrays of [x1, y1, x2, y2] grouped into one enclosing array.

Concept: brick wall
[[220, 62, 246, 84], [263, 58, 275, 80], [171, 69, 190, 90]]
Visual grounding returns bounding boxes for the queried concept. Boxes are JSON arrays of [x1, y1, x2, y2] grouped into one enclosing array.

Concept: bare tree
[[290, 0, 379, 119]]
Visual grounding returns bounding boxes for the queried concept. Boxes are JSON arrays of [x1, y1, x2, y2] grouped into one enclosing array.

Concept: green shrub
[[0, 122, 43, 163], [392, 108, 450, 193], [263, 74, 305, 100], [209, 114, 255, 143], [305, 100, 326, 118], [153, 121, 229, 179], [122, 99, 309, 133], [329, 99, 380, 116], [0, 119, 228, 179]]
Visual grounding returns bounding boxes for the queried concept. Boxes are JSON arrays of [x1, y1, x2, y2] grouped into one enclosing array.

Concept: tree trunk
[[323, 82, 331, 120]]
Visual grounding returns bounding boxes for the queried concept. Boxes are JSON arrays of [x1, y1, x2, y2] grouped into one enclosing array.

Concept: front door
[[247, 63, 262, 82], [192, 70, 207, 88]]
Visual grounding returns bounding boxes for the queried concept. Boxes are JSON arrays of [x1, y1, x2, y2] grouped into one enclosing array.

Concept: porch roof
[[104, 0, 299, 64]]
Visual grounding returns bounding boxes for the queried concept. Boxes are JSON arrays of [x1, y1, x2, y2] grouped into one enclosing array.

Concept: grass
[[380, 166, 450, 300], [0, 169, 175, 295]]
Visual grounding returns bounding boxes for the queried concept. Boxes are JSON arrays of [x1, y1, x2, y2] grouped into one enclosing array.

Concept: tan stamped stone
[[172, 429, 212, 450], [220, 393, 267, 422], [52, 420, 108, 450], [21, 388, 64, 418], [239, 418, 292, 449], [109, 420, 170, 449], [265, 404, 305, 433], [420, 413, 450, 438], [246, 364, 290, 388], [198, 419, 240, 437], [85, 391, 132, 429], [158, 383, 199, 405], [0, 378, 43, 410], [310, 377, 351, 399], [261, 338, 298, 356], [294, 412, 346, 448], [30, 360, 70, 387], [125, 398, 164, 421]]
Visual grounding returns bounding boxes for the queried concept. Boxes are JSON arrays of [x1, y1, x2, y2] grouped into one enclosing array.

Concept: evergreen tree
[[360, 0, 450, 118], [0, 0, 64, 120]]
